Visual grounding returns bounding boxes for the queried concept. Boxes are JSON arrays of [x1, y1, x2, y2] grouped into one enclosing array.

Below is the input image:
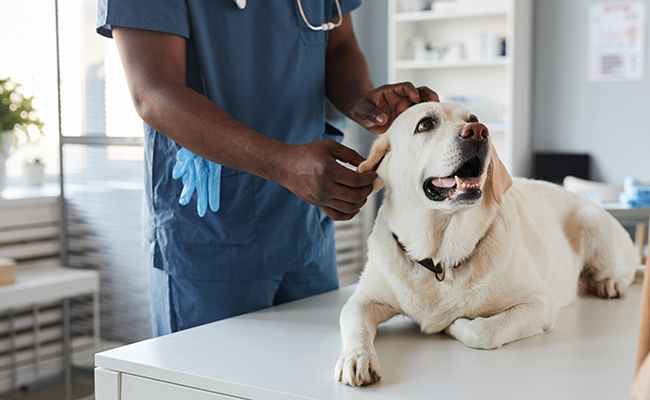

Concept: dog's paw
[[445, 317, 502, 350], [334, 348, 382, 386], [594, 278, 626, 299]]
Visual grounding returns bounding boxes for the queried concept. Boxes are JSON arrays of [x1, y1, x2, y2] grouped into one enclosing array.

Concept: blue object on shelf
[[619, 176, 650, 208]]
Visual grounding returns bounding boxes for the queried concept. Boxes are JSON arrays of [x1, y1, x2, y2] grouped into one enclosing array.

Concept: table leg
[[8, 308, 16, 390], [32, 305, 41, 381], [63, 298, 71, 400], [636, 224, 647, 265], [94, 292, 100, 351]]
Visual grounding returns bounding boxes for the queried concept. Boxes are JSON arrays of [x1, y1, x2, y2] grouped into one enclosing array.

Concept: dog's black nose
[[459, 123, 489, 143]]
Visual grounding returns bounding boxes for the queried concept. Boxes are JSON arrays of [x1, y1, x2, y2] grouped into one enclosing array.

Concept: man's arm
[[112, 27, 376, 221], [325, 15, 439, 134]]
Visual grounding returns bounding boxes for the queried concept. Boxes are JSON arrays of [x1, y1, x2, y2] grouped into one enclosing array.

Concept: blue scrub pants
[[149, 259, 339, 336]]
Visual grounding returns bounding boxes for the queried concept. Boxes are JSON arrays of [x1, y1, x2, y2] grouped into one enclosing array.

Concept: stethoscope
[[233, 0, 343, 32]]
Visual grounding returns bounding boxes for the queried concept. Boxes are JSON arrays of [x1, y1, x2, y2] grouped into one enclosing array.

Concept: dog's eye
[[468, 115, 479, 123], [416, 117, 435, 133]]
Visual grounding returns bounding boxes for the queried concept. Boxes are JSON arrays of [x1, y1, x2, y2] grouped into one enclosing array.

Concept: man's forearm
[[113, 25, 377, 221], [113, 27, 292, 187], [136, 80, 291, 185]]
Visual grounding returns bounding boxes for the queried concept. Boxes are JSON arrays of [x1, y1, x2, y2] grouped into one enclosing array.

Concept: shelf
[[0, 265, 99, 310], [0, 182, 61, 200], [601, 202, 650, 222], [394, 9, 508, 22], [388, 0, 533, 176], [394, 57, 508, 70]]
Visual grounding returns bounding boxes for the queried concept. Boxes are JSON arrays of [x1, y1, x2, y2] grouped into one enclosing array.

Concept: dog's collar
[[391, 233, 457, 282]]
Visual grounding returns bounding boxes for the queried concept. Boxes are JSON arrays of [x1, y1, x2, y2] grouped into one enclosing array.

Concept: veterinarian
[[97, 0, 438, 336]]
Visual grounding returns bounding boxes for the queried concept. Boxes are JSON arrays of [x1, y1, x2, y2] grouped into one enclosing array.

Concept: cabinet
[[388, 0, 534, 176]]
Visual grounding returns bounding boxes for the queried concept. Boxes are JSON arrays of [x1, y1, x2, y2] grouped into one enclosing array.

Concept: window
[[0, 1, 59, 183]]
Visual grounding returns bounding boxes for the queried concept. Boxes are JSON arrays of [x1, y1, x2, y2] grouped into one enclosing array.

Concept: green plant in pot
[[0, 77, 45, 191]]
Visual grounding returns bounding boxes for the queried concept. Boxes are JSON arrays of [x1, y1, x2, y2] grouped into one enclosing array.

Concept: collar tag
[[392, 233, 446, 281]]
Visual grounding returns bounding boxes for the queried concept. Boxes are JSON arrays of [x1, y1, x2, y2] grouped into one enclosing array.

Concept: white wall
[[352, 1, 389, 87], [533, 0, 650, 184], [349, 1, 390, 157]]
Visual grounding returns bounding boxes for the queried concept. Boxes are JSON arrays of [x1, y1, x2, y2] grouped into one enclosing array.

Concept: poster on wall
[[589, 2, 646, 82]]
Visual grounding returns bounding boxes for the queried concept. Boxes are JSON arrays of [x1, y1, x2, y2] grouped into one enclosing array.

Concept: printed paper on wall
[[589, 2, 646, 82]]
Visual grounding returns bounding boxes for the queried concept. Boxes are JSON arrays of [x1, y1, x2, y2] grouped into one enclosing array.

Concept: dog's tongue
[[431, 176, 482, 188], [431, 177, 457, 188]]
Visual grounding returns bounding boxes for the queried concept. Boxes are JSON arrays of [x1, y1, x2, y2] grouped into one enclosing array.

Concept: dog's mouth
[[423, 156, 484, 202]]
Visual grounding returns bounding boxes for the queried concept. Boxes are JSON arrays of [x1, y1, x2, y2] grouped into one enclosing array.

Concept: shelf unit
[[393, 8, 509, 22], [394, 57, 509, 70], [388, 0, 534, 176]]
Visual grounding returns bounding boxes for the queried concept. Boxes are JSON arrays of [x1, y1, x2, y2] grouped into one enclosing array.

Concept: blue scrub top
[[97, 0, 362, 281]]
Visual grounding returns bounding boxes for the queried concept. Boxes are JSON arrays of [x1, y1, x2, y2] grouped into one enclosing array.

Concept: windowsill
[[0, 182, 61, 200]]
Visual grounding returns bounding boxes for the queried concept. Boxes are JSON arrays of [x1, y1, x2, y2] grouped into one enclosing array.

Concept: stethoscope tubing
[[296, 0, 343, 31]]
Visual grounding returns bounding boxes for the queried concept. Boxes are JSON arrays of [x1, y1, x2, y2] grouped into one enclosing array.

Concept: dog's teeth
[[453, 175, 483, 190]]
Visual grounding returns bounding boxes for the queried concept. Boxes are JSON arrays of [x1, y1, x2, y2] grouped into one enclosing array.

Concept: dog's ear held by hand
[[488, 143, 513, 206], [359, 135, 390, 192]]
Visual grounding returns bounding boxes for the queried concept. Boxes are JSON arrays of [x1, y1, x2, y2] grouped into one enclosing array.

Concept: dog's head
[[359, 102, 512, 212]]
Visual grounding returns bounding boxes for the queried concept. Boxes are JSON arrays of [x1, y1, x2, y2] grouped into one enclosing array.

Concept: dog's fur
[[335, 102, 638, 386]]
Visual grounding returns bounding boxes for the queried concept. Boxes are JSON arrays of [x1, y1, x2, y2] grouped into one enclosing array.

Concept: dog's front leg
[[335, 298, 396, 386], [445, 293, 555, 349]]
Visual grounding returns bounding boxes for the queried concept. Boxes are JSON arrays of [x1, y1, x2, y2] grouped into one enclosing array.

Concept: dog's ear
[[358, 135, 390, 192], [488, 143, 512, 206]]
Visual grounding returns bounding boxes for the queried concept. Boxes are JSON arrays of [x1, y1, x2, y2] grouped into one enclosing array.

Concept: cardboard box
[[0, 258, 16, 287]]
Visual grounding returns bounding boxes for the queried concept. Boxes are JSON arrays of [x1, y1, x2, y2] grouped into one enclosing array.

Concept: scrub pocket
[[165, 170, 258, 247]]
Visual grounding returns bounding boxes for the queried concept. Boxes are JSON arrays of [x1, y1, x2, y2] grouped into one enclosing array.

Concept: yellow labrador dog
[[335, 102, 638, 386]]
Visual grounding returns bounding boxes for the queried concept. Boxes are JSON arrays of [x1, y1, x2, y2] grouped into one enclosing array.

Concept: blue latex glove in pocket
[[172, 147, 221, 217]]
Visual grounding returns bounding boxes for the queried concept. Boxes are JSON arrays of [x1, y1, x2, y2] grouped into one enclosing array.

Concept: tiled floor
[[0, 376, 94, 400]]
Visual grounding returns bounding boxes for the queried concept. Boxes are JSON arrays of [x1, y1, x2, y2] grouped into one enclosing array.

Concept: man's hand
[[279, 140, 377, 221], [350, 83, 440, 135]]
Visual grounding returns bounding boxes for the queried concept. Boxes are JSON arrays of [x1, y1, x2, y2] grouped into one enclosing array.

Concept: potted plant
[[0, 77, 44, 191], [23, 157, 45, 186]]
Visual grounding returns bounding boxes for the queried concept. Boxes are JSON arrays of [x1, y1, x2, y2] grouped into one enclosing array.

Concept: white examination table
[[94, 283, 641, 400]]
